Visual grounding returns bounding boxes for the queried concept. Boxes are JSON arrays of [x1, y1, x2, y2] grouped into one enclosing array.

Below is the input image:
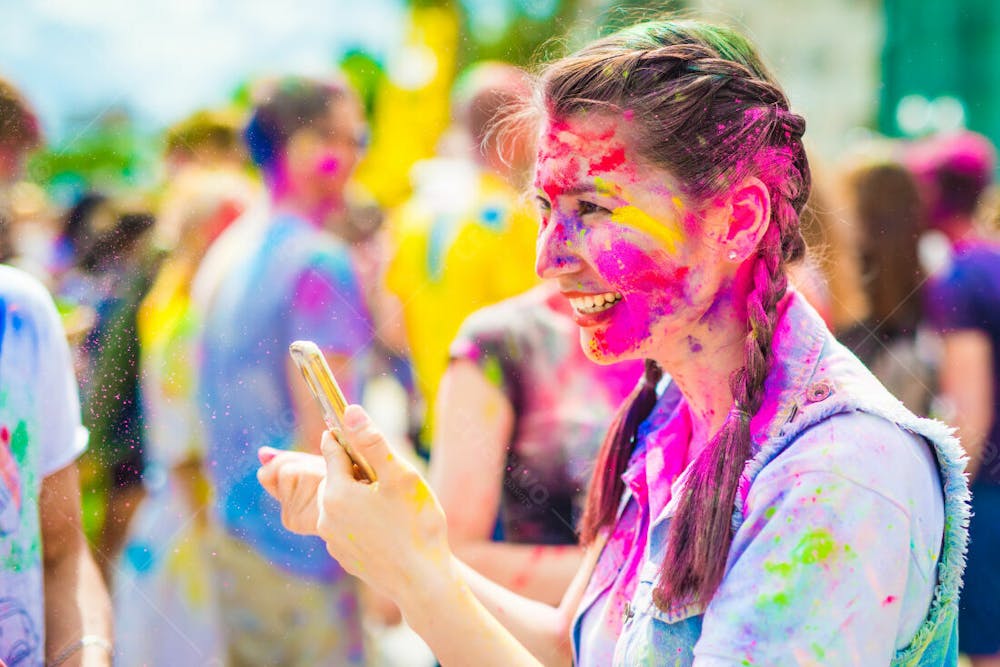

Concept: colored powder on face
[[588, 145, 627, 175], [610, 205, 683, 254], [538, 117, 621, 194], [541, 156, 583, 195], [589, 240, 692, 358], [593, 176, 621, 198], [316, 155, 341, 176]]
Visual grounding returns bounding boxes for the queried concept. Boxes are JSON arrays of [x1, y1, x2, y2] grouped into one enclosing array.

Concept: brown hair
[[538, 19, 810, 609], [798, 168, 870, 332], [846, 160, 925, 337], [0, 76, 40, 151]]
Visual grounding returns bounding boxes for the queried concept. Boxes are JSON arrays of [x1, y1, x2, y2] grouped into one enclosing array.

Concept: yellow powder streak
[[411, 478, 433, 510], [610, 205, 684, 254], [593, 176, 621, 197]]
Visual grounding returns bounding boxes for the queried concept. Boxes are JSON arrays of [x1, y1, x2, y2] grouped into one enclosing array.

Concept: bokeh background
[[3, 0, 999, 207]]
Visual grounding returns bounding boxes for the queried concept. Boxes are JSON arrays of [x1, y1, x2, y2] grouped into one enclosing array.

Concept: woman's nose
[[535, 215, 581, 279]]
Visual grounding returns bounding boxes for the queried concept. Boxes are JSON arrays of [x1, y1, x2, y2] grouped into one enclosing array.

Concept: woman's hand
[[259, 406, 552, 667], [258, 404, 452, 604]]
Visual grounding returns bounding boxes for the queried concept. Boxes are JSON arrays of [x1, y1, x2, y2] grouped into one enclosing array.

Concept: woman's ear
[[723, 176, 771, 261]]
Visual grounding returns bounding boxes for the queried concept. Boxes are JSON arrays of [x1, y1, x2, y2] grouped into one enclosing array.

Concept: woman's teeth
[[569, 292, 623, 314]]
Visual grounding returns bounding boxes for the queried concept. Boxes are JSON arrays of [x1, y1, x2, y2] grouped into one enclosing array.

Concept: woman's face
[[534, 112, 728, 364]]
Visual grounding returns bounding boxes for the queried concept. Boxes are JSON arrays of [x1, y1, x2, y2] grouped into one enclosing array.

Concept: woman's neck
[[651, 303, 748, 463]]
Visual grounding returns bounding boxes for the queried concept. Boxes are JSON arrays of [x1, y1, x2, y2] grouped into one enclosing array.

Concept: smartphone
[[288, 340, 377, 482]]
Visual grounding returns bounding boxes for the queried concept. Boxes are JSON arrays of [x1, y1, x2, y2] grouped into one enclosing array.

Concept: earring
[[727, 249, 738, 261]]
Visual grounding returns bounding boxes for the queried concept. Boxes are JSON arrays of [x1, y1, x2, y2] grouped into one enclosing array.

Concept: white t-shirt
[[0, 264, 87, 667]]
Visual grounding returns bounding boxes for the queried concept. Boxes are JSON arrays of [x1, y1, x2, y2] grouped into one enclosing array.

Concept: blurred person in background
[[162, 108, 248, 177], [159, 106, 263, 312], [197, 75, 371, 667], [56, 195, 159, 582], [429, 282, 643, 605], [909, 131, 1000, 667], [0, 75, 58, 283], [838, 156, 935, 416], [384, 62, 540, 451], [0, 75, 112, 667], [791, 165, 869, 334], [49, 194, 105, 291], [0, 264, 114, 667], [112, 166, 254, 666]]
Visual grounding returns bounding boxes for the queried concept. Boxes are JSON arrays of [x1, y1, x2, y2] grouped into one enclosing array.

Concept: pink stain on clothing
[[577, 390, 692, 647], [0, 425, 20, 510]]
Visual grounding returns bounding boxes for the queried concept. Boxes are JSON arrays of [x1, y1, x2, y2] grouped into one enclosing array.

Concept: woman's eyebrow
[[534, 183, 599, 197]]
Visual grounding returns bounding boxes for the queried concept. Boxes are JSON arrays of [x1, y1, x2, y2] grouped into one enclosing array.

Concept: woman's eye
[[536, 197, 552, 221], [578, 201, 609, 216]]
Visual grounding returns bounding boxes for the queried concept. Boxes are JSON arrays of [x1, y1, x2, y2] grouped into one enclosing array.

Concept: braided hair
[[540, 19, 810, 609]]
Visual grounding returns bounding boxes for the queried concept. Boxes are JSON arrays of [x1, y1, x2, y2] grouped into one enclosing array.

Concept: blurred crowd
[[1, 47, 999, 666]]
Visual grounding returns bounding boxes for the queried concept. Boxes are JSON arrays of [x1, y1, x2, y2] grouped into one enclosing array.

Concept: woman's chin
[[579, 328, 643, 365]]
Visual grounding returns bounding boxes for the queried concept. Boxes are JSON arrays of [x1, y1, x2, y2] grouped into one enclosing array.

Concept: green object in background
[[26, 107, 155, 205], [881, 0, 1000, 152]]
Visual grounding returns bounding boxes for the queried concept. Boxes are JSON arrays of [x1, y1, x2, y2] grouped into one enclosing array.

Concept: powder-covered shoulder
[[751, 410, 941, 519]]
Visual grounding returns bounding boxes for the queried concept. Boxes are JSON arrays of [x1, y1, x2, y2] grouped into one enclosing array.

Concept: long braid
[[653, 188, 805, 608], [580, 359, 663, 544]]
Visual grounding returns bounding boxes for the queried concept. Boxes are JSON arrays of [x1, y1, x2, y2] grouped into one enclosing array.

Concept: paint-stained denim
[[573, 292, 970, 666]]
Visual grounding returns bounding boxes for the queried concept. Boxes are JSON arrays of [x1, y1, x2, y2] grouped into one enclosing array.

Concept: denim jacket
[[572, 293, 970, 666]]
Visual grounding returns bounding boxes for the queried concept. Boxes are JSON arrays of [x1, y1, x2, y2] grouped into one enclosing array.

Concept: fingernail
[[343, 404, 368, 430], [258, 447, 277, 464]]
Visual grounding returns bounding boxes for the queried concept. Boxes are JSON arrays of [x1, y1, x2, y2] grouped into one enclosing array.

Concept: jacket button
[[805, 381, 832, 403]]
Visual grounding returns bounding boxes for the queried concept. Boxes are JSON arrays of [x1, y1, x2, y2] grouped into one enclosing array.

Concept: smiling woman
[[258, 17, 970, 667]]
